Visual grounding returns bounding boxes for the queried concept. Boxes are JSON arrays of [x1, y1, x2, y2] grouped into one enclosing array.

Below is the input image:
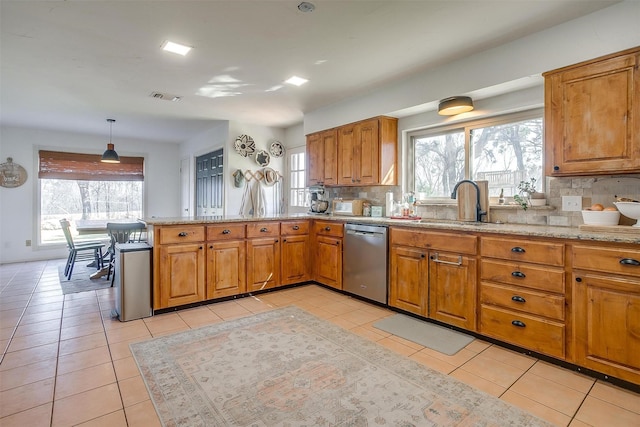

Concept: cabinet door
[[337, 125, 356, 185], [573, 272, 640, 383], [354, 119, 379, 185], [158, 243, 205, 308], [322, 129, 338, 185], [281, 234, 310, 285], [206, 240, 246, 299], [545, 49, 640, 175], [246, 237, 280, 292], [315, 235, 342, 289], [306, 132, 324, 186], [389, 245, 428, 316], [429, 252, 477, 330]]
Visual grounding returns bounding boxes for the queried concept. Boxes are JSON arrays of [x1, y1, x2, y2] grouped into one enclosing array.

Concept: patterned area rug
[[131, 306, 553, 426], [57, 262, 112, 294]]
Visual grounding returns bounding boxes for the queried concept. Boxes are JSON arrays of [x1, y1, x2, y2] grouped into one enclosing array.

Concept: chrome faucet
[[451, 180, 487, 222]]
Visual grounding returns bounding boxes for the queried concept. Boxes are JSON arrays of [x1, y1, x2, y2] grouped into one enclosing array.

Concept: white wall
[[0, 126, 181, 263], [303, 0, 640, 134]]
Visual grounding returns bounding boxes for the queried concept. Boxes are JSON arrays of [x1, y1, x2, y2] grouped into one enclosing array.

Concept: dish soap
[[498, 188, 505, 205]]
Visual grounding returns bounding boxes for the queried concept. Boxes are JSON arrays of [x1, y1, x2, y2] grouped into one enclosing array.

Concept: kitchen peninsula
[[144, 213, 640, 387]]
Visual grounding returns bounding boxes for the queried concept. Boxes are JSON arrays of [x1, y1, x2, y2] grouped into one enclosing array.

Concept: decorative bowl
[[614, 202, 640, 227], [581, 209, 620, 226]]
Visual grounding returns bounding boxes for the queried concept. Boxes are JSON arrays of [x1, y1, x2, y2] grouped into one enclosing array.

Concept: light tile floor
[[1, 260, 639, 426]]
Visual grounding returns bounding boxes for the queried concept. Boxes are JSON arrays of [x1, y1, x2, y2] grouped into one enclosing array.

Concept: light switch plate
[[562, 195, 582, 211]]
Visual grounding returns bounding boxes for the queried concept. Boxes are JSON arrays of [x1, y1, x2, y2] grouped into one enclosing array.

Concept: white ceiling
[[0, 0, 620, 143]]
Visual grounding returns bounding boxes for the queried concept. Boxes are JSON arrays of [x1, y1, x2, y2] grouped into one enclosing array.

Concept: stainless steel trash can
[[114, 242, 152, 321]]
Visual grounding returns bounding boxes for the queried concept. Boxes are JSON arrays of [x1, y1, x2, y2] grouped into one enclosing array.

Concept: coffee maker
[[309, 185, 329, 213]]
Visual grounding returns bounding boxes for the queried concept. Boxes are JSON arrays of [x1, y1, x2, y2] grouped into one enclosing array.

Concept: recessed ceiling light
[[161, 40, 192, 56], [285, 76, 308, 86]]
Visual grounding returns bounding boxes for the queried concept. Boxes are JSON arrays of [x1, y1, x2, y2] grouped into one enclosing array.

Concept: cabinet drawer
[[481, 237, 564, 266], [207, 224, 246, 241], [480, 305, 565, 359], [573, 244, 640, 277], [480, 259, 565, 294], [480, 282, 565, 321], [391, 228, 477, 254], [158, 225, 205, 244], [247, 222, 280, 238], [313, 220, 343, 238], [281, 220, 309, 235]]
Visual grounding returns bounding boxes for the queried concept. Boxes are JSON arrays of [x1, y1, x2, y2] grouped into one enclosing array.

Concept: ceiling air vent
[[149, 92, 182, 102]]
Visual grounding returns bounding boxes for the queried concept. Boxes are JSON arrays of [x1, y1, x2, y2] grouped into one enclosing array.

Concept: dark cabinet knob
[[421, 254, 426, 258], [575, 277, 582, 283], [511, 295, 526, 303], [293, 225, 300, 231], [199, 246, 203, 250], [553, 165, 560, 171], [209, 245, 213, 249], [511, 247, 525, 253], [620, 258, 640, 266], [511, 271, 526, 278], [283, 239, 286, 242], [178, 231, 188, 237], [511, 320, 526, 328], [325, 226, 331, 231], [260, 227, 268, 232], [222, 229, 230, 234]]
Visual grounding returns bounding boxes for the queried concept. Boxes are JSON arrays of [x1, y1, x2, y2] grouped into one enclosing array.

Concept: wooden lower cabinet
[[206, 240, 246, 299], [315, 235, 342, 289], [157, 243, 205, 308], [281, 234, 310, 285], [389, 245, 427, 315], [429, 251, 477, 330], [246, 237, 280, 292]]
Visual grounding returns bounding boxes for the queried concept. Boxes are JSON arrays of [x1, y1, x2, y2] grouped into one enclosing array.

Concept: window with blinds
[[38, 150, 144, 181]]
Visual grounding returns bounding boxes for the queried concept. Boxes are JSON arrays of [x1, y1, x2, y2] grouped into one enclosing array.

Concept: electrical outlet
[[562, 195, 582, 211], [25, 240, 32, 247]]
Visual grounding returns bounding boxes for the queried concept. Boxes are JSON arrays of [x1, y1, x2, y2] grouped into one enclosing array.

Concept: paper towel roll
[[385, 192, 394, 217]]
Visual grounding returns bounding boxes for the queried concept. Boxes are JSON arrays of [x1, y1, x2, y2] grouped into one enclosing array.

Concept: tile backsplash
[[325, 174, 640, 227]]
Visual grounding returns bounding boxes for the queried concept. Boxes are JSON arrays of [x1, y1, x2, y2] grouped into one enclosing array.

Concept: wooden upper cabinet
[[337, 116, 397, 186], [307, 116, 397, 187], [306, 129, 337, 186], [544, 47, 640, 176]]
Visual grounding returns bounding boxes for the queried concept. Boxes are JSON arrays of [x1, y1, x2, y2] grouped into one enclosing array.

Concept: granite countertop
[[143, 214, 640, 245]]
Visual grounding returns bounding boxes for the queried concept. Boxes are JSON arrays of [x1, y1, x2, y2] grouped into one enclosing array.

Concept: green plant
[[514, 177, 538, 211]]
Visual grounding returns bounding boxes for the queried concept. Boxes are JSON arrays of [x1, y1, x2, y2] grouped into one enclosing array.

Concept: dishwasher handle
[[346, 229, 385, 238]]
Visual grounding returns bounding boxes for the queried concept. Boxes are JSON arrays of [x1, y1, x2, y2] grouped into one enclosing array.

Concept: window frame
[[406, 108, 544, 203], [286, 145, 309, 214]]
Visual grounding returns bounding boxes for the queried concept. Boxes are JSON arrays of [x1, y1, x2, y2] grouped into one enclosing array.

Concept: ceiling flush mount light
[[285, 76, 308, 86], [101, 119, 120, 163], [298, 2, 315, 12], [438, 96, 474, 116], [161, 40, 192, 56]]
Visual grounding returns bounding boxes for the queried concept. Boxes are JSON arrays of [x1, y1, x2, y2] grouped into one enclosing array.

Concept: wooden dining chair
[[59, 219, 105, 280], [106, 222, 146, 286]]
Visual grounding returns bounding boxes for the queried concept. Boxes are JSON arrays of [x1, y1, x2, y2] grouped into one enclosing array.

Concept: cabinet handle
[[222, 229, 230, 234], [511, 320, 526, 328], [575, 277, 582, 283], [511, 295, 526, 303], [283, 239, 286, 242], [511, 247, 525, 253], [293, 225, 299, 230], [421, 253, 426, 258], [209, 245, 213, 249], [260, 227, 268, 232], [511, 271, 526, 278], [178, 231, 188, 237], [336, 241, 340, 245], [553, 165, 560, 171], [620, 258, 640, 266], [430, 253, 462, 266], [324, 226, 331, 231], [275, 239, 278, 243], [199, 246, 203, 250]]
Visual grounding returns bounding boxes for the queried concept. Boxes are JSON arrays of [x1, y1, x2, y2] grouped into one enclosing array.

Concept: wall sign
[[0, 157, 28, 188]]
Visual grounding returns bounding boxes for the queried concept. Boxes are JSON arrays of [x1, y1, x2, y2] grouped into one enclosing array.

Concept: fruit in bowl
[[581, 206, 620, 226], [614, 202, 640, 227]]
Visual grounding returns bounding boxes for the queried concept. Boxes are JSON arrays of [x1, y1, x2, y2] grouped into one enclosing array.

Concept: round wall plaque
[[0, 157, 28, 188]]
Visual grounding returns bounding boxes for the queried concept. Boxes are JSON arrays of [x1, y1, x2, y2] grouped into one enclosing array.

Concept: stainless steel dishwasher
[[343, 223, 388, 304]]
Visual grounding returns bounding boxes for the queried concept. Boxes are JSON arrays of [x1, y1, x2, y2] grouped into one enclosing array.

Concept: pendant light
[[101, 118, 120, 163], [438, 96, 474, 116]]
